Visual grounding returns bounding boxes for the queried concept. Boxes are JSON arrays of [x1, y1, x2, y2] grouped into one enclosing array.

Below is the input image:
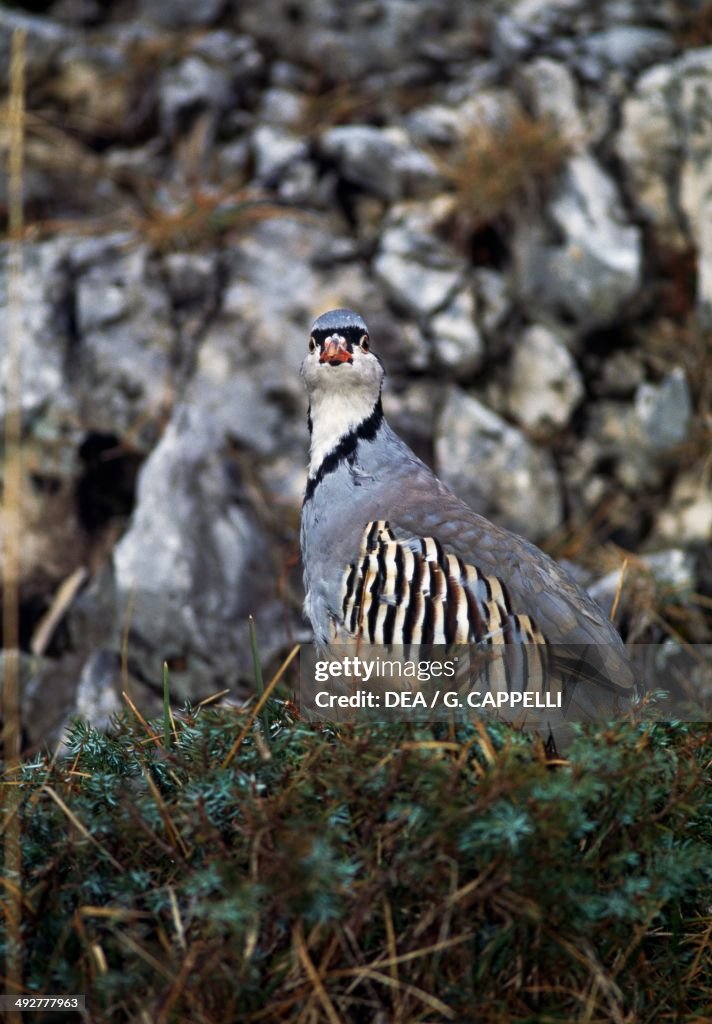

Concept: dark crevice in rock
[[648, 238, 699, 320], [283, 3, 304, 25], [581, 325, 635, 360], [29, 472, 63, 496], [0, 595, 48, 654], [607, 508, 655, 550], [468, 222, 510, 269], [75, 432, 143, 533], [53, 256, 82, 378]]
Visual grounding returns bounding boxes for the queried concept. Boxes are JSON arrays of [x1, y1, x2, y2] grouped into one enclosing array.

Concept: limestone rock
[[69, 238, 176, 443], [319, 125, 442, 202], [634, 367, 693, 452], [139, 0, 225, 26], [430, 289, 484, 376], [514, 154, 641, 327], [508, 325, 584, 434], [112, 407, 279, 699], [616, 48, 712, 314], [373, 198, 466, 318], [517, 58, 582, 139], [436, 387, 563, 540], [656, 470, 712, 546]]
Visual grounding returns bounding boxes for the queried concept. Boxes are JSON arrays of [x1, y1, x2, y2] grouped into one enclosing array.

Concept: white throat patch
[[308, 385, 379, 475]]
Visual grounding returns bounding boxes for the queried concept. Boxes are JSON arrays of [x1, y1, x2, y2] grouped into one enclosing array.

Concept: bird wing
[[331, 517, 637, 716], [382, 462, 627, 649]]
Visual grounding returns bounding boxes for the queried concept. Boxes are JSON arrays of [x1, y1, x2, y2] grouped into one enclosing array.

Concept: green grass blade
[[163, 660, 171, 748]]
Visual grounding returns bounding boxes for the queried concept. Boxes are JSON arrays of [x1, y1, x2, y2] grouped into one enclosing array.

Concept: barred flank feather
[[335, 521, 552, 692]]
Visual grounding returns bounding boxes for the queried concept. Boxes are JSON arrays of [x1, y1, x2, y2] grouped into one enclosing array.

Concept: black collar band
[[303, 399, 383, 504]]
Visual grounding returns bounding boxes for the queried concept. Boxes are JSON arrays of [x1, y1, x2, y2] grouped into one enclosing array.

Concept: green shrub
[[2, 706, 711, 1022]]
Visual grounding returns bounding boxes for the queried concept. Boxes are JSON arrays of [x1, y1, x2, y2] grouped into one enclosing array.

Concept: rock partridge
[[300, 308, 637, 729]]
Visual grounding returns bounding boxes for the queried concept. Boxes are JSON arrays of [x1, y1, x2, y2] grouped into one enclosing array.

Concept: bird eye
[[309, 337, 316, 353], [360, 335, 370, 353]]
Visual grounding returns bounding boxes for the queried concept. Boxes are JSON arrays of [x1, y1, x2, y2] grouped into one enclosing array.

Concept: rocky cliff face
[[1, 0, 710, 746]]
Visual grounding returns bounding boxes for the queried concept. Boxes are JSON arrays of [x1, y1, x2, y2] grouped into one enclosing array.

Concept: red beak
[[319, 336, 352, 364]]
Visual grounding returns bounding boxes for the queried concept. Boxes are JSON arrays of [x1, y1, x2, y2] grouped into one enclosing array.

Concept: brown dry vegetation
[[444, 112, 573, 231]]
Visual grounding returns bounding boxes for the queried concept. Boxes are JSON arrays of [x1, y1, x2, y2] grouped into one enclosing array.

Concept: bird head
[[301, 308, 384, 400], [301, 309, 385, 476]]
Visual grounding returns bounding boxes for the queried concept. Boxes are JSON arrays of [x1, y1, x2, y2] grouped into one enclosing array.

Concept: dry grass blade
[[1, 22, 26, 760], [382, 897, 402, 1023], [142, 766, 190, 859], [683, 915, 712, 986], [609, 558, 628, 625], [0, 875, 34, 915], [42, 785, 124, 873], [293, 923, 342, 1024], [121, 589, 136, 699], [334, 932, 474, 974], [115, 930, 175, 984], [222, 643, 299, 769], [2, 28, 26, 1011], [167, 886, 187, 952], [155, 945, 202, 1024], [342, 967, 456, 1019], [553, 934, 625, 1024], [122, 690, 163, 748], [196, 688, 232, 707], [79, 906, 153, 921], [30, 566, 89, 656], [474, 718, 498, 765]]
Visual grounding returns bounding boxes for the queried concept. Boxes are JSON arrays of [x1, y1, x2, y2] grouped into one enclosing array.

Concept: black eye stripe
[[311, 326, 367, 350]]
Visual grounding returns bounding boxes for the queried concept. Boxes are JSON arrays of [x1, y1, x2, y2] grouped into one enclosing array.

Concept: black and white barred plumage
[[337, 520, 547, 650]]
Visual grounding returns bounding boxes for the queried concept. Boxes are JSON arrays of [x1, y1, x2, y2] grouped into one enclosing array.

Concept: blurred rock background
[[0, 0, 710, 749]]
